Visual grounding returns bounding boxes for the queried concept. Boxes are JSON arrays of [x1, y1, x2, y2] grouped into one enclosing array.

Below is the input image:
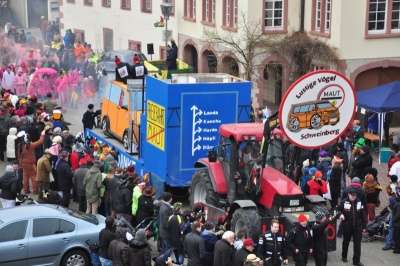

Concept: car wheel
[[123, 130, 129, 150], [102, 117, 109, 133], [289, 118, 300, 132], [310, 114, 322, 129], [61, 249, 89, 266]]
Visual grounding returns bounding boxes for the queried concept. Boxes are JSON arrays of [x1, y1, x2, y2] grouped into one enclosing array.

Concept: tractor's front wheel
[[231, 208, 261, 241], [190, 170, 219, 207]]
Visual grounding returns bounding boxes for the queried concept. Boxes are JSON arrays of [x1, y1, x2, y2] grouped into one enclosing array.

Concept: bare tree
[[269, 31, 340, 81], [202, 12, 275, 81]]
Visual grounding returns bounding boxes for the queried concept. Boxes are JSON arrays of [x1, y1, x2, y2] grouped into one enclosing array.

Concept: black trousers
[[314, 256, 327, 266], [264, 258, 282, 266], [0, 134, 6, 160], [342, 225, 362, 264], [394, 226, 400, 252], [293, 251, 309, 266]]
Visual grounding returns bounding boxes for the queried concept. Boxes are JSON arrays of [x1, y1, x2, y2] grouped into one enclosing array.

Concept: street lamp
[[160, 2, 174, 58]]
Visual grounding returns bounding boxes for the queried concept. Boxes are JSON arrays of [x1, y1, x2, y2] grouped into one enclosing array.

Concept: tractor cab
[[216, 123, 285, 203]]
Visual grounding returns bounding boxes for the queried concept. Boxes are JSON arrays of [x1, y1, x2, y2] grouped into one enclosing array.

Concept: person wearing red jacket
[[388, 144, 400, 177], [305, 171, 328, 196]]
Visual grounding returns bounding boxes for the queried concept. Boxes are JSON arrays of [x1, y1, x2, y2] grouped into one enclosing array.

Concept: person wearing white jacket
[[6, 127, 17, 161]]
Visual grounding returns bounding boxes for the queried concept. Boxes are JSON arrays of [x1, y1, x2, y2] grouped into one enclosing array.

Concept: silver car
[[0, 204, 106, 266], [100, 49, 147, 74]]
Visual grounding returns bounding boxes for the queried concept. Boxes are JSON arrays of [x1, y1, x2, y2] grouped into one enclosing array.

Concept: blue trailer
[[88, 73, 251, 196]]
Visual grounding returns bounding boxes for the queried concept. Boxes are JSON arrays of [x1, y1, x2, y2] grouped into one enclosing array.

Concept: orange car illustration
[[287, 100, 340, 132]]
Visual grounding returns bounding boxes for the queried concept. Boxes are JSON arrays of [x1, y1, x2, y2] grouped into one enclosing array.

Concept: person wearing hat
[[287, 214, 312, 265], [300, 166, 311, 193], [132, 181, 147, 220], [316, 150, 331, 179], [0, 165, 19, 208], [244, 254, 262, 266], [336, 188, 367, 266], [73, 158, 90, 212], [214, 231, 235, 266], [56, 149, 74, 207], [82, 103, 96, 136], [136, 185, 157, 225], [363, 169, 382, 223], [184, 221, 206, 266], [329, 155, 344, 210], [40, 15, 47, 40], [83, 160, 103, 214], [351, 145, 373, 184], [6, 126, 17, 161], [200, 221, 218, 265], [166, 42, 177, 70], [347, 120, 365, 149], [234, 238, 257, 266], [312, 211, 332, 266], [35, 149, 53, 200], [128, 228, 151, 266], [304, 170, 328, 196], [167, 202, 185, 265], [70, 142, 85, 172], [258, 219, 288, 266]]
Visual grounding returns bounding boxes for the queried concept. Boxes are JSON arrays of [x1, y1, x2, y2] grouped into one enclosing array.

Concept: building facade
[[58, 0, 400, 122]]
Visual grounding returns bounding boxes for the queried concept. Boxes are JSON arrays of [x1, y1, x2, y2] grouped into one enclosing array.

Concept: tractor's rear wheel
[[231, 208, 261, 241], [190, 170, 219, 207]]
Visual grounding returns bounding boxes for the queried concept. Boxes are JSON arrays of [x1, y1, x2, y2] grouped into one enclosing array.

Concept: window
[[129, 40, 142, 51], [223, 0, 238, 30], [121, 0, 131, 10], [184, 0, 196, 20], [84, 0, 93, 6], [51, 2, 59, 11], [0, 220, 28, 242], [312, 0, 331, 36], [265, 0, 284, 30], [102, 0, 111, 7], [33, 218, 75, 237], [368, 0, 400, 35], [66, 0, 75, 3], [74, 29, 85, 42], [311, 64, 327, 71], [202, 0, 215, 25], [141, 0, 152, 12]]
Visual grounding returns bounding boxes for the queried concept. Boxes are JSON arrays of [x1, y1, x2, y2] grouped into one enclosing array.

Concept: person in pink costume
[[69, 69, 81, 107], [18, 61, 28, 74], [37, 74, 51, 101], [36, 61, 43, 69], [27, 75, 40, 96], [55, 70, 70, 111], [13, 68, 27, 96]]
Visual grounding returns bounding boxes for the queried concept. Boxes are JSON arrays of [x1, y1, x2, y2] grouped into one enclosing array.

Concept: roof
[[0, 205, 67, 223], [219, 123, 264, 141]]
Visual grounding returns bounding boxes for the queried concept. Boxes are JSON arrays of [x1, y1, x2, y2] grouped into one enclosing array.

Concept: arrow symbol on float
[[193, 144, 201, 152], [194, 127, 202, 134], [194, 118, 202, 125], [194, 136, 202, 143]]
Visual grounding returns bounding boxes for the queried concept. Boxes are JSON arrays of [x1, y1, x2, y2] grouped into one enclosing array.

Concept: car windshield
[[317, 102, 332, 109], [125, 53, 147, 63], [65, 208, 99, 225]]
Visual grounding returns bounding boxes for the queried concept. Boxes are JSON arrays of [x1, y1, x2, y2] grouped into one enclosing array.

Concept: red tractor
[[190, 118, 335, 249]]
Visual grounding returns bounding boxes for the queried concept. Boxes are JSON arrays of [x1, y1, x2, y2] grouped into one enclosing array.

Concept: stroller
[[366, 206, 391, 241], [118, 216, 157, 240]]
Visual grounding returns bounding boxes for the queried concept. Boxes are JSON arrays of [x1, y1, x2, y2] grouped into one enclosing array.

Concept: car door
[[27, 218, 76, 266], [0, 219, 29, 266], [105, 51, 116, 72]]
